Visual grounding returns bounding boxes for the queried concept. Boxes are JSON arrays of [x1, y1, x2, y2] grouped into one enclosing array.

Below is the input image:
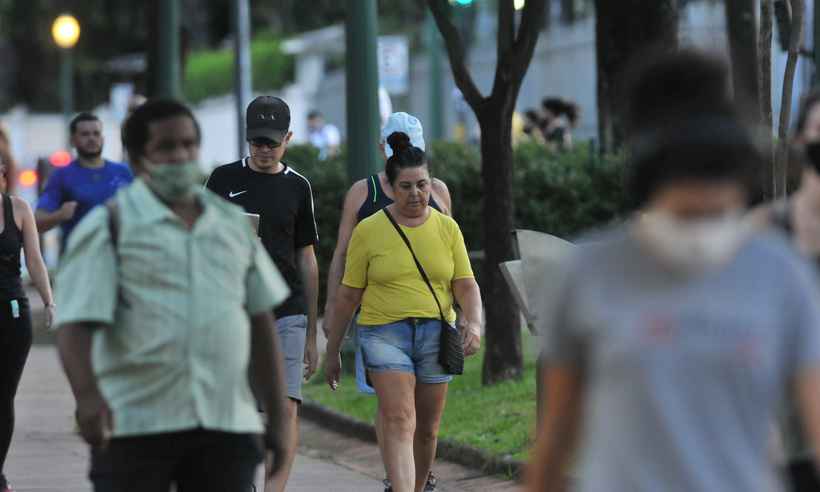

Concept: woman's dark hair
[[541, 98, 580, 126], [385, 132, 427, 185], [623, 50, 763, 209], [122, 99, 201, 164]]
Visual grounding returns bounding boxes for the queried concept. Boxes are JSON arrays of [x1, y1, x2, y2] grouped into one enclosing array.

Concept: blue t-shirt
[[37, 160, 133, 246]]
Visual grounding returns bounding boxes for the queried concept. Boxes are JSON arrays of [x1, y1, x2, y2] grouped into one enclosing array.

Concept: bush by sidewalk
[[286, 141, 627, 309], [302, 334, 539, 462]]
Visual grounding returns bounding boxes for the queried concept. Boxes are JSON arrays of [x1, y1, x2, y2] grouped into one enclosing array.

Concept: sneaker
[[424, 472, 438, 491], [383, 478, 392, 492]]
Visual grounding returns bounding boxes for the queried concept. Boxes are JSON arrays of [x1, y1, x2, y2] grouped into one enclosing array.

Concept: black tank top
[[356, 174, 442, 223], [0, 193, 24, 301]]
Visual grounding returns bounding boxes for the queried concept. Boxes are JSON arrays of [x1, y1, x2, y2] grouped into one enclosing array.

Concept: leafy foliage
[[284, 141, 627, 309], [183, 35, 294, 104]]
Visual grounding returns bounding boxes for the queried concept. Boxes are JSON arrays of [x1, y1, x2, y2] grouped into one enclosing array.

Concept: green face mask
[[143, 160, 204, 203]]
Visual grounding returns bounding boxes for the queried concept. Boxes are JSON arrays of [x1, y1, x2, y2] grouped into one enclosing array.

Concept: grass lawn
[[303, 332, 539, 462]]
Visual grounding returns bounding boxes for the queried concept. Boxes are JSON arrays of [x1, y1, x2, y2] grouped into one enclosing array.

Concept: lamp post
[[52, 14, 81, 130]]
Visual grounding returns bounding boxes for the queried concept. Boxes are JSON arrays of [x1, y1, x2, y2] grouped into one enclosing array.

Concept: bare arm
[[452, 277, 482, 356], [298, 245, 320, 379], [57, 322, 112, 447], [249, 311, 289, 476], [796, 367, 820, 475], [324, 285, 364, 389], [323, 181, 367, 329], [432, 178, 453, 216], [527, 365, 584, 492], [17, 198, 53, 308], [35, 203, 76, 234]]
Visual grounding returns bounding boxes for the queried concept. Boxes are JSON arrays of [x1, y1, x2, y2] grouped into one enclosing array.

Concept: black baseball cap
[[246, 96, 290, 143]]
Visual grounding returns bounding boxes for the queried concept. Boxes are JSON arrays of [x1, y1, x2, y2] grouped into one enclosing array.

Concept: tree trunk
[[775, 0, 804, 199], [595, 0, 678, 153], [725, 0, 761, 124], [561, 0, 575, 24], [478, 100, 523, 384], [428, 0, 545, 385], [760, 0, 775, 200]]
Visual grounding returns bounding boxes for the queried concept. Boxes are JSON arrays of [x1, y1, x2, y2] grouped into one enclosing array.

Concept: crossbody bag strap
[[105, 200, 120, 248], [383, 208, 446, 322]]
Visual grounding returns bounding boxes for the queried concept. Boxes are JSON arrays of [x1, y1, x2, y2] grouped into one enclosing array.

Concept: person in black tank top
[[0, 159, 55, 492], [357, 173, 443, 223]]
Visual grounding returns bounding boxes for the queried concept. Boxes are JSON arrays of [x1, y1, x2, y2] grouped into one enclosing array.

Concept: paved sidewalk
[[6, 347, 520, 492]]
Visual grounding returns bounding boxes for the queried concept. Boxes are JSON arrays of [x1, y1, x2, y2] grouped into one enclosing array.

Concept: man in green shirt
[[55, 100, 290, 492]]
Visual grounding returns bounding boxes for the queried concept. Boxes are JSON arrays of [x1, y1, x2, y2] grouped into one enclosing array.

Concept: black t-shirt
[[206, 158, 318, 318]]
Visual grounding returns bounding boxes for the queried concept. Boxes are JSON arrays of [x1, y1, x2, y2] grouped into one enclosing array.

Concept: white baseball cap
[[381, 112, 425, 158]]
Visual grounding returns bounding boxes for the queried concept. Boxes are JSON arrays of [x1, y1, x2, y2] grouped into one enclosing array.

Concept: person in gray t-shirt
[[527, 51, 820, 492]]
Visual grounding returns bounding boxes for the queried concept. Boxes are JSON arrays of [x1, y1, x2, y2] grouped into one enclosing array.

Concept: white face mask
[[634, 211, 753, 274]]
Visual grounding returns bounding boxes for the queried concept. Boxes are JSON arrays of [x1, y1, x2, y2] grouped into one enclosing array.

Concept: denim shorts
[[358, 318, 454, 385]]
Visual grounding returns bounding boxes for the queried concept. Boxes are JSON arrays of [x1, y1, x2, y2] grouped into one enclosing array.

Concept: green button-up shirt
[[55, 179, 289, 438]]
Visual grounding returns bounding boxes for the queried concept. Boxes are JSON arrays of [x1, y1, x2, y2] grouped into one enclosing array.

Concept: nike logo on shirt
[[228, 190, 248, 198]]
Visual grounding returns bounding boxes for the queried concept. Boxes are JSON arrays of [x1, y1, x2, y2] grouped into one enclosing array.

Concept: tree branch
[[498, 0, 515, 64], [513, 0, 547, 75], [775, 0, 804, 198], [491, 0, 546, 101], [426, 0, 485, 109]]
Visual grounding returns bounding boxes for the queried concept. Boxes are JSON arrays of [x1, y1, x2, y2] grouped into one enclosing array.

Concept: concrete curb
[[301, 400, 526, 481]]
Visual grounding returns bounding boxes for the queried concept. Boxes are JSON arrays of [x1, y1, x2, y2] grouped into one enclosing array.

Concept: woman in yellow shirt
[[325, 133, 482, 492]]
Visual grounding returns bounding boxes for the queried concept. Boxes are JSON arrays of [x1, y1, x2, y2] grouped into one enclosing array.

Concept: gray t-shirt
[[541, 226, 820, 492]]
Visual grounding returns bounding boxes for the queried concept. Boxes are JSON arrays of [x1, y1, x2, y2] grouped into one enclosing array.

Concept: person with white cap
[[324, 112, 453, 491]]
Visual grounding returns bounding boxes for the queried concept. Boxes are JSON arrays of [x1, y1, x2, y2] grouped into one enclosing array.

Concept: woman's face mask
[[635, 211, 753, 274], [143, 160, 203, 203]]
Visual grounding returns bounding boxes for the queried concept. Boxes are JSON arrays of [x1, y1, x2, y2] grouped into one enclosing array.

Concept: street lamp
[[52, 14, 80, 131]]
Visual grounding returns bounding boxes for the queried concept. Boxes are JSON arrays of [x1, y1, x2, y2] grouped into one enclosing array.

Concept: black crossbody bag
[[383, 208, 464, 375]]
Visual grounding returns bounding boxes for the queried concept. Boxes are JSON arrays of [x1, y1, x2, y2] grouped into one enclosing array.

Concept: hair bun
[[387, 131, 412, 154]]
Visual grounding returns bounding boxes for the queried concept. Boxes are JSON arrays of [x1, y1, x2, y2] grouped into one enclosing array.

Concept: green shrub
[[285, 142, 627, 309], [184, 37, 294, 104]]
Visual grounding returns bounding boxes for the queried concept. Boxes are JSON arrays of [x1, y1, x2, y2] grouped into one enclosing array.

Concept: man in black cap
[[206, 96, 319, 492]]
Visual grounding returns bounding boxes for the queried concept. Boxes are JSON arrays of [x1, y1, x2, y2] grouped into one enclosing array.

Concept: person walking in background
[[306, 110, 341, 160], [0, 126, 18, 195], [35, 113, 132, 251], [751, 89, 820, 491], [323, 112, 453, 490], [0, 157, 55, 492], [540, 97, 579, 151], [55, 100, 290, 492], [324, 133, 482, 492], [527, 50, 820, 492], [206, 95, 319, 492]]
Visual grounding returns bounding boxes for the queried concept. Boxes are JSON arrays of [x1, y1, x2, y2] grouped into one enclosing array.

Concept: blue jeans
[[358, 318, 453, 385]]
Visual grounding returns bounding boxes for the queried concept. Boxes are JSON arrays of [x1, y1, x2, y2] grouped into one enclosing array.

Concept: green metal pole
[[427, 14, 444, 141], [60, 49, 73, 144], [156, 0, 181, 100], [345, 0, 382, 183]]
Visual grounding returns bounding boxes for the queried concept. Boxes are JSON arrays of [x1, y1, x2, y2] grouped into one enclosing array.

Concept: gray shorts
[[276, 314, 307, 402]]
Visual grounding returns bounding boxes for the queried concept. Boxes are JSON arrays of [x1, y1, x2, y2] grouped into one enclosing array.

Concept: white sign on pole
[[378, 35, 409, 95]]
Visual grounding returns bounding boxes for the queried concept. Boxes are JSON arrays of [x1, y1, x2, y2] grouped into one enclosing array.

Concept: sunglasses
[[249, 138, 282, 150]]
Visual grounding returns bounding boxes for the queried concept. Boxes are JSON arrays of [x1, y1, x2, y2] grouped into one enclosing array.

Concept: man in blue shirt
[[36, 113, 133, 250]]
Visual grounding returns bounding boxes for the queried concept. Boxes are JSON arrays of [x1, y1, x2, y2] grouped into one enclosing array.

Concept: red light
[[49, 150, 72, 167], [19, 170, 38, 188]]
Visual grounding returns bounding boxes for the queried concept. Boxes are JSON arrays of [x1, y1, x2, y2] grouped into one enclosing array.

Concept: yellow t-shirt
[[343, 208, 474, 325]]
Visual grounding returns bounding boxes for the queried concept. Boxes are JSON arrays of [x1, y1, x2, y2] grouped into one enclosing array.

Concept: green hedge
[[184, 36, 294, 104], [285, 142, 627, 306]]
